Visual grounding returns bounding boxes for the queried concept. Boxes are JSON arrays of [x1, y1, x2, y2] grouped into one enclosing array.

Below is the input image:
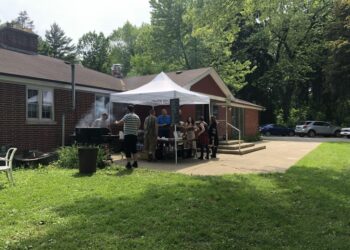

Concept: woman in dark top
[[208, 115, 219, 158], [197, 116, 209, 160]]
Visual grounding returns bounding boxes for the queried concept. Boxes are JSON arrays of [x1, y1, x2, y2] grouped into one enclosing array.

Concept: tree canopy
[[11, 11, 34, 31], [77, 31, 110, 73], [7, 2, 350, 125], [40, 23, 76, 61]]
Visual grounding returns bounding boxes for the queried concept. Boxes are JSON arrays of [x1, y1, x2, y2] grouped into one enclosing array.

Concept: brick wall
[[0, 82, 95, 152], [244, 108, 259, 136], [190, 75, 226, 98]]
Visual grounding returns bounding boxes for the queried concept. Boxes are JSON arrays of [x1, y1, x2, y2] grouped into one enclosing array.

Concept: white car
[[340, 127, 350, 138]]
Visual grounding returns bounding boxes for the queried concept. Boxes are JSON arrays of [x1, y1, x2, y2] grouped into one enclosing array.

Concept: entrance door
[[232, 107, 245, 138]]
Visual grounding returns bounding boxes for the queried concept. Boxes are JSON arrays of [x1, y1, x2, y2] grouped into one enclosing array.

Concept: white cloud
[[0, 0, 151, 42]]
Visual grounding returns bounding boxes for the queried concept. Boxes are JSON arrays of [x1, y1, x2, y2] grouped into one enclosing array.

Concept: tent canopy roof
[[110, 72, 210, 106]]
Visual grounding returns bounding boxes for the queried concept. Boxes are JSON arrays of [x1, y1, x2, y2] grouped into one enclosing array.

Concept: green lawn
[[1, 142, 350, 249]]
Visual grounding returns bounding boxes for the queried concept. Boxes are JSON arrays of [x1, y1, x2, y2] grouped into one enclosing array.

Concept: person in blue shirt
[[157, 108, 171, 138]]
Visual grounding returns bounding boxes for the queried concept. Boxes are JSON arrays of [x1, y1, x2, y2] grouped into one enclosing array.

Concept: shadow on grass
[[72, 172, 95, 178], [8, 164, 350, 249], [116, 168, 134, 176]]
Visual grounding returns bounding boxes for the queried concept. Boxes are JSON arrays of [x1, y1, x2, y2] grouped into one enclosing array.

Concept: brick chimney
[[111, 64, 123, 78], [0, 23, 38, 54]]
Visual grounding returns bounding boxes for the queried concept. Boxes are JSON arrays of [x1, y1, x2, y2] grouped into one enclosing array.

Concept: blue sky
[[0, 0, 151, 42]]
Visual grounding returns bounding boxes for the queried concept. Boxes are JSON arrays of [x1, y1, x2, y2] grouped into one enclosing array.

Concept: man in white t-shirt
[[92, 112, 110, 128], [115, 105, 141, 169]]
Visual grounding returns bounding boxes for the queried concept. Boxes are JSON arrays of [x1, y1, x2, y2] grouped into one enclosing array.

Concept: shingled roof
[[124, 67, 211, 90], [0, 48, 125, 91], [124, 67, 264, 110]]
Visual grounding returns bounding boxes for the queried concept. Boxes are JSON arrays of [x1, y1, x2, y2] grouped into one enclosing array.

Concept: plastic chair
[[0, 147, 17, 186]]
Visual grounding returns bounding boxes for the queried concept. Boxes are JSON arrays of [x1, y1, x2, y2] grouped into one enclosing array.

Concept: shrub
[[243, 134, 262, 142], [54, 145, 79, 168], [54, 145, 108, 169]]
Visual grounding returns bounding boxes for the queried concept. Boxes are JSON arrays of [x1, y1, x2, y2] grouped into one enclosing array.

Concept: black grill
[[74, 128, 111, 145]]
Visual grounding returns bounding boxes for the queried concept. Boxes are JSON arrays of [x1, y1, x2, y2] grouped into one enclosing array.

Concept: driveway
[[112, 139, 330, 176], [261, 135, 350, 143]]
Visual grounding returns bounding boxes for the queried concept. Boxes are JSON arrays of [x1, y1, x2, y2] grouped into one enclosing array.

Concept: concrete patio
[[112, 140, 322, 176]]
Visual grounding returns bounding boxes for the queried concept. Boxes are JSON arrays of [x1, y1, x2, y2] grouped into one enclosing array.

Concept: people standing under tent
[[144, 109, 158, 161], [115, 105, 141, 169], [157, 109, 171, 138], [184, 116, 196, 158], [197, 116, 210, 160], [208, 116, 219, 158]]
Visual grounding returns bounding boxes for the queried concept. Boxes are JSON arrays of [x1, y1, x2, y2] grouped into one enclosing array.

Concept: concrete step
[[218, 143, 255, 150], [219, 140, 244, 145], [218, 145, 266, 155]]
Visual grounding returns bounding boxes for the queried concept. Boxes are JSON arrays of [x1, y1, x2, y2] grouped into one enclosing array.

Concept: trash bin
[[78, 147, 98, 174]]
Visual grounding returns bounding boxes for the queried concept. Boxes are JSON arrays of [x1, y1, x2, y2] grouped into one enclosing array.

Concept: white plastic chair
[[0, 148, 17, 186]]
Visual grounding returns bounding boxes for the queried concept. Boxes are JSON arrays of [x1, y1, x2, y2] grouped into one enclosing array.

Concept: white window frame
[[26, 86, 55, 123]]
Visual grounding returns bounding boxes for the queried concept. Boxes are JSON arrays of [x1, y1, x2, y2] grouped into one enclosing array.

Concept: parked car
[[340, 127, 350, 138], [259, 124, 295, 136], [295, 121, 341, 137]]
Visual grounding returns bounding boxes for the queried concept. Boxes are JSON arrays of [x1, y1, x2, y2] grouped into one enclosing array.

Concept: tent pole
[[175, 124, 177, 164], [208, 101, 211, 118]]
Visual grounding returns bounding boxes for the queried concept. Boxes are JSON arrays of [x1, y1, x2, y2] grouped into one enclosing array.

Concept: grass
[[0, 142, 350, 249]]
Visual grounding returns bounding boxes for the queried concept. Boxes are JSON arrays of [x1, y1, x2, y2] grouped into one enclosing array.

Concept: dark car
[[259, 124, 295, 136]]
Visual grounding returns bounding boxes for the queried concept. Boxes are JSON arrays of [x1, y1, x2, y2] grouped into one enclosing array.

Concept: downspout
[[62, 113, 65, 147]]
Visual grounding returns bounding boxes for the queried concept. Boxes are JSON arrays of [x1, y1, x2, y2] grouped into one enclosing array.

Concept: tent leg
[[174, 125, 178, 164], [208, 102, 211, 118]]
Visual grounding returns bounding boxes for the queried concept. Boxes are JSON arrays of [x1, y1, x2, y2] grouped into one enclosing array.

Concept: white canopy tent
[[110, 72, 210, 164], [110, 72, 210, 106]]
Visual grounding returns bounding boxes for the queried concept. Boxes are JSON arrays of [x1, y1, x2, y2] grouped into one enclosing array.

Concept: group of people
[[94, 105, 219, 169], [142, 108, 219, 162]]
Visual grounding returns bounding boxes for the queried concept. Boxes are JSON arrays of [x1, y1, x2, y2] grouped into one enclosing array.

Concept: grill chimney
[[111, 64, 123, 78], [0, 23, 38, 54]]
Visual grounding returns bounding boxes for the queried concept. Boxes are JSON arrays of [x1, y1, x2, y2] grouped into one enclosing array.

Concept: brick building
[[0, 25, 125, 152], [123, 68, 264, 140], [0, 25, 263, 152]]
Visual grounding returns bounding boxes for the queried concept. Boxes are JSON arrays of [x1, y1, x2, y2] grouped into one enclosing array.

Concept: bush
[[54, 145, 78, 168], [243, 134, 262, 142], [54, 145, 108, 169]]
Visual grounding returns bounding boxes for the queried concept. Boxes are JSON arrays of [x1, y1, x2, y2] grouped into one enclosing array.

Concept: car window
[[315, 122, 329, 126], [297, 121, 311, 125], [314, 122, 328, 126]]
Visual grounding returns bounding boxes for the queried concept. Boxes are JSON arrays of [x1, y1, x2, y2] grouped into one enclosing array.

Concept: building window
[[212, 105, 219, 118], [95, 95, 110, 118], [27, 87, 54, 121]]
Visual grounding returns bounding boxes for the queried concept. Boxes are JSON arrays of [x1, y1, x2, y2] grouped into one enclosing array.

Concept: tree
[[109, 21, 140, 76], [42, 23, 76, 61], [129, 23, 168, 76], [11, 11, 34, 30], [37, 36, 50, 56], [191, 0, 256, 91], [149, 0, 209, 71], [324, 0, 350, 124], [77, 32, 110, 73]]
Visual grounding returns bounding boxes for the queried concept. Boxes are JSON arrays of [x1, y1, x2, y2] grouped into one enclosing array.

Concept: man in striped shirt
[[115, 105, 141, 169]]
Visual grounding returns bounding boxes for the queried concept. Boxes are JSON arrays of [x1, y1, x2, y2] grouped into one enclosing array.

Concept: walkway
[[112, 140, 322, 176]]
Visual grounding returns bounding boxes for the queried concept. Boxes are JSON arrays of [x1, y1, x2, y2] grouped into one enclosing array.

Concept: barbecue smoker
[[74, 127, 111, 144]]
